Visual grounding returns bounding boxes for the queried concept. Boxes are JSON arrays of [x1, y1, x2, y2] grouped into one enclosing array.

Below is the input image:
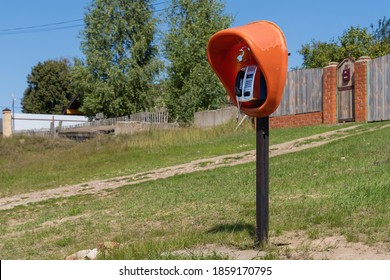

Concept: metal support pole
[[256, 116, 269, 244]]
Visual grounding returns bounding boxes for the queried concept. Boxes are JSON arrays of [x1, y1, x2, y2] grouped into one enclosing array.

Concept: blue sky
[[1, 0, 389, 112]]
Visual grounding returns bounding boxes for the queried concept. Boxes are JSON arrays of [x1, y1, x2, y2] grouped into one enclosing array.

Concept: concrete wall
[[193, 107, 236, 128], [115, 121, 178, 135]]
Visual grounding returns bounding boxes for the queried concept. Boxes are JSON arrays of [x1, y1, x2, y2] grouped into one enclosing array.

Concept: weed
[[259, 251, 280, 260], [67, 206, 84, 216], [307, 228, 320, 240], [55, 236, 74, 247]]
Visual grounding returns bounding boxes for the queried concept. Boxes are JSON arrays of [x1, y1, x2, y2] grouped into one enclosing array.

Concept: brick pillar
[[2, 108, 12, 137], [354, 56, 370, 122], [322, 62, 338, 124]]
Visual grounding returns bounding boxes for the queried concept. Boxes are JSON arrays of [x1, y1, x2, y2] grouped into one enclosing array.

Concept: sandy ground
[[169, 231, 390, 260]]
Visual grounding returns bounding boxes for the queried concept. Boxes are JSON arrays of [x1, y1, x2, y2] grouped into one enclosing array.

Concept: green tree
[[338, 26, 375, 59], [299, 19, 390, 68], [371, 16, 390, 56], [299, 39, 341, 69], [78, 0, 161, 118], [371, 16, 390, 43], [163, 0, 233, 123], [21, 58, 75, 114]]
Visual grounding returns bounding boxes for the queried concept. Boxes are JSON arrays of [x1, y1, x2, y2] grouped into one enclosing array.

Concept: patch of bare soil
[[1, 124, 389, 211], [272, 231, 389, 260], [169, 232, 390, 260]]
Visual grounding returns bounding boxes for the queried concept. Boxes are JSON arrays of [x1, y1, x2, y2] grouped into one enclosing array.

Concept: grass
[[0, 120, 352, 198], [0, 121, 389, 259]]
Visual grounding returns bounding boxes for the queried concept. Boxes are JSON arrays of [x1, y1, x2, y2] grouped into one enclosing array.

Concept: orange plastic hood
[[207, 20, 288, 118]]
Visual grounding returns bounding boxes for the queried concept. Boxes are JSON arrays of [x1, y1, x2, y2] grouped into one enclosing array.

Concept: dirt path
[[169, 231, 390, 260], [1, 124, 389, 211]]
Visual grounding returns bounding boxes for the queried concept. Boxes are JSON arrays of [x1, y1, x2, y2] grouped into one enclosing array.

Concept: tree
[[21, 58, 75, 114], [338, 26, 375, 59], [299, 39, 341, 69], [371, 16, 390, 43], [77, 0, 161, 118], [298, 19, 390, 68], [371, 16, 390, 56], [163, 0, 233, 123]]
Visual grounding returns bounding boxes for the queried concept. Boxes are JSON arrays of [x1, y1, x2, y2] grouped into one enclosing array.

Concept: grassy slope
[[0, 121, 352, 197], [0, 121, 389, 259]]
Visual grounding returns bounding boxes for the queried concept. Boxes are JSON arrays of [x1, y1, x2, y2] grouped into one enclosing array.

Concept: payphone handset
[[234, 65, 266, 108], [235, 65, 256, 101]]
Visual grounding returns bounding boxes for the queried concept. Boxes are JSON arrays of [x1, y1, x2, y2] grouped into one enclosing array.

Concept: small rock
[[86, 248, 98, 260], [66, 249, 94, 260], [76, 249, 92, 260], [66, 241, 122, 260]]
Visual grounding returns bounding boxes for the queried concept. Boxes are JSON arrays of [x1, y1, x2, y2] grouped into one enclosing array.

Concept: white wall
[[13, 113, 89, 132]]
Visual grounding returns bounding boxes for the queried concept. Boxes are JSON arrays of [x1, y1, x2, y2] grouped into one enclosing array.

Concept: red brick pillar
[[322, 62, 338, 124], [354, 56, 370, 122]]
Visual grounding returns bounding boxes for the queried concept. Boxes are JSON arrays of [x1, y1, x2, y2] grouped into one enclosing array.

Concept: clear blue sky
[[1, 0, 389, 112]]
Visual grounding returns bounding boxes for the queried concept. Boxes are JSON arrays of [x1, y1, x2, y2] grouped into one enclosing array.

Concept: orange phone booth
[[207, 20, 288, 118], [207, 21, 288, 244]]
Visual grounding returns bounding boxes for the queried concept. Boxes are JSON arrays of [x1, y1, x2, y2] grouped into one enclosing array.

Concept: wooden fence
[[368, 53, 390, 121], [271, 68, 323, 117], [270, 54, 389, 123], [62, 110, 169, 130]]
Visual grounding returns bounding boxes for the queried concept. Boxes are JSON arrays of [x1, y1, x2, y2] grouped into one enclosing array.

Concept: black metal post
[[256, 116, 269, 244]]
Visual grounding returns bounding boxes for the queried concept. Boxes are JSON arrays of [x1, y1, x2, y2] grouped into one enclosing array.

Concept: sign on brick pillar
[[322, 62, 338, 124], [354, 56, 370, 122]]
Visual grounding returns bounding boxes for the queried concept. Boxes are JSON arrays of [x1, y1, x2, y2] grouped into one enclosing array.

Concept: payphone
[[207, 20, 288, 118], [207, 20, 288, 244]]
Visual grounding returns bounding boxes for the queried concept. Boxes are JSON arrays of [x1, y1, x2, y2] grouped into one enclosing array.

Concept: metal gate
[[337, 58, 355, 122]]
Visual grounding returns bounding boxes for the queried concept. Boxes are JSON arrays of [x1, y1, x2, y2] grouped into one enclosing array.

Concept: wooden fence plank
[[385, 54, 390, 120], [271, 67, 322, 117], [368, 53, 390, 121]]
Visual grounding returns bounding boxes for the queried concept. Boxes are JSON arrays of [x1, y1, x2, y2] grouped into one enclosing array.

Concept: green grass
[[0, 121, 389, 259], [0, 120, 352, 197]]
